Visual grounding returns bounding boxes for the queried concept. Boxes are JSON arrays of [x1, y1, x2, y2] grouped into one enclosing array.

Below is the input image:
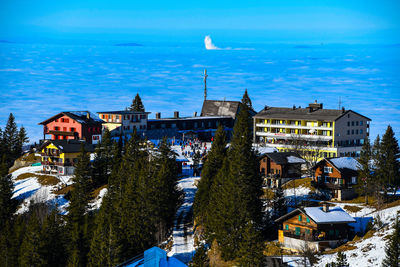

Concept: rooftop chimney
[[193, 111, 197, 117], [156, 112, 161, 119], [87, 112, 90, 119], [264, 105, 269, 110], [342, 107, 345, 113], [322, 202, 330, 212], [174, 111, 179, 119]]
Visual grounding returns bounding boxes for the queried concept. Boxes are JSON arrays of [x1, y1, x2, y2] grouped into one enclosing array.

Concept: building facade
[[253, 101, 371, 158], [39, 140, 95, 175], [39, 111, 103, 144], [312, 157, 359, 200], [276, 204, 355, 251], [97, 110, 150, 137]]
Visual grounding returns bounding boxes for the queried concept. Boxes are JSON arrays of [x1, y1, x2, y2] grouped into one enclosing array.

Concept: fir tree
[[129, 93, 145, 112], [92, 128, 114, 186], [193, 125, 227, 230], [382, 216, 400, 267], [241, 89, 253, 110], [272, 184, 286, 219], [207, 100, 263, 260], [19, 213, 47, 267], [380, 125, 400, 194], [237, 221, 265, 267], [190, 244, 210, 267], [15, 126, 29, 158], [357, 137, 373, 204], [3, 113, 19, 165], [0, 156, 16, 230], [66, 145, 92, 267]]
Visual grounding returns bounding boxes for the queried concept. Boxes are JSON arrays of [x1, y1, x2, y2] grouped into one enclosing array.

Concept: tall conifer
[[382, 216, 400, 267], [358, 137, 373, 204], [129, 93, 145, 112], [380, 125, 400, 193]]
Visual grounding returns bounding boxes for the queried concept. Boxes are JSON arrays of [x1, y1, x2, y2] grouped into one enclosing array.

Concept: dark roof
[[201, 100, 242, 119], [262, 152, 304, 165], [39, 140, 95, 153], [254, 107, 371, 121], [39, 111, 103, 125], [314, 157, 359, 177], [97, 110, 151, 115]]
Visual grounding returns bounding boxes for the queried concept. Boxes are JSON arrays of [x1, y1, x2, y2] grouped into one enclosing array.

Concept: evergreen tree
[[3, 113, 19, 165], [357, 137, 373, 204], [207, 99, 263, 260], [193, 125, 227, 230], [15, 126, 29, 158], [382, 216, 400, 267], [190, 244, 210, 267], [0, 155, 16, 230], [380, 125, 400, 194], [129, 93, 145, 112], [42, 208, 68, 267], [66, 145, 92, 267], [272, 184, 286, 219], [241, 89, 253, 110], [19, 213, 46, 267], [92, 129, 114, 186], [237, 221, 265, 267]]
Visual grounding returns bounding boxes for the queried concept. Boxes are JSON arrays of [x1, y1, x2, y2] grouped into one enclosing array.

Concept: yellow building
[[39, 140, 95, 175], [253, 101, 371, 159]]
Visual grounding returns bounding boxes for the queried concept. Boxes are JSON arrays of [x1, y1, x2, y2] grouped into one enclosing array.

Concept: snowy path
[[167, 175, 199, 263]]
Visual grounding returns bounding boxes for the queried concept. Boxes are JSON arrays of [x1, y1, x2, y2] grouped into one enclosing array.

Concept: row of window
[[347, 120, 364, 127], [55, 118, 72, 123], [337, 139, 365, 147], [54, 126, 76, 132], [347, 129, 363, 135], [123, 125, 147, 130]]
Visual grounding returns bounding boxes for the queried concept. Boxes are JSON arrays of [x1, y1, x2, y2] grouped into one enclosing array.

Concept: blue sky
[[1, 0, 399, 43]]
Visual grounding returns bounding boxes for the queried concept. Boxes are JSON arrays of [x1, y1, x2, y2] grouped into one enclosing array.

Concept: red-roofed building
[[39, 111, 103, 144]]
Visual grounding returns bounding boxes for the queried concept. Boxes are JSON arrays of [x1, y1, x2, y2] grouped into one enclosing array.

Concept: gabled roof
[[39, 140, 95, 153], [254, 106, 370, 121], [39, 111, 103, 125], [275, 206, 356, 224], [97, 110, 151, 115], [261, 152, 305, 165], [201, 100, 242, 119], [314, 157, 360, 176]]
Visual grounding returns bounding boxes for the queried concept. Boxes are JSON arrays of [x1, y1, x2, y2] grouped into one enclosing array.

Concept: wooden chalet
[[312, 157, 360, 200], [259, 152, 305, 188], [275, 203, 355, 252]]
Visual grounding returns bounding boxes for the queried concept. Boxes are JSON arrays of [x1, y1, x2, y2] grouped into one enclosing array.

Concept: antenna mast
[[204, 69, 208, 101]]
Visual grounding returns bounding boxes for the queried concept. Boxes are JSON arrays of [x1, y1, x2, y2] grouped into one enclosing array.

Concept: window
[[306, 217, 310, 223], [351, 177, 357, 184], [63, 127, 67, 131], [356, 121, 359, 126], [347, 130, 350, 135], [298, 215, 302, 222], [351, 121, 354, 126], [360, 129, 363, 134], [285, 224, 289, 230], [356, 129, 359, 134], [347, 121, 350, 127], [360, 121, 363, 126], [324, 167, 333, 173], [352, 130, 354, 134], [306, 229, 310, 234], [295, 227, 301, 235]]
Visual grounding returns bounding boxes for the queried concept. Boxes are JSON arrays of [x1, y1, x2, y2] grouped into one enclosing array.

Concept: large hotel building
[[253, 101, 371, 158]]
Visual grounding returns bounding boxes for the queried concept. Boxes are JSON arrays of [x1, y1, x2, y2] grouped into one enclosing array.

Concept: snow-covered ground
[[167, 175, 199, 263], [316, 204, 400, 267]]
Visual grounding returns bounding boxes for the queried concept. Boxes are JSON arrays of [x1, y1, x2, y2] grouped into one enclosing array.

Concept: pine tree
[[193, 125, 227, 230], [358, 137, 373, 204], [19, 213, 47, 267], [241, 89, 253, 110], [237, 221, 265, 267], [207, 99, 263, 261], [93, 128, 114, 186], [129, 93, 145, 112], [0, 156, 16, 230], [190, 244, 210, 267], [15, 126, 29, 158], [382, 216, 400, 267], [3, 113, 19, 166], [273, 185, 286, 219], [66, 145, 92, 267], [380, 125, 400, 194], [42, 207, 68, 267]]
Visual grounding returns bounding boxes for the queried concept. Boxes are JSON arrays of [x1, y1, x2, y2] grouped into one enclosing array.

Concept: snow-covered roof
[[304, 206, 356, 224], [329, 157, 360, 171], [253, 145, 278, 155], [287, 155, 306, 164]]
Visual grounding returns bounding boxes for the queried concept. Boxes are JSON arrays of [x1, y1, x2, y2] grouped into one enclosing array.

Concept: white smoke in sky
[[204, 35, 220, 50], [204, 35, 254, 51]]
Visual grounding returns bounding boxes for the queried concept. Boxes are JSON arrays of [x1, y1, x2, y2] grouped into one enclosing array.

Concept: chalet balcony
[[42, 161, 74, 167], [41, 151, 60, 157], [311, 180, 349, 190], [255, 123, 332, 131], [283, 231, 343, 242], [47, 130, 76, 136], [255, 131, 333, 141]]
